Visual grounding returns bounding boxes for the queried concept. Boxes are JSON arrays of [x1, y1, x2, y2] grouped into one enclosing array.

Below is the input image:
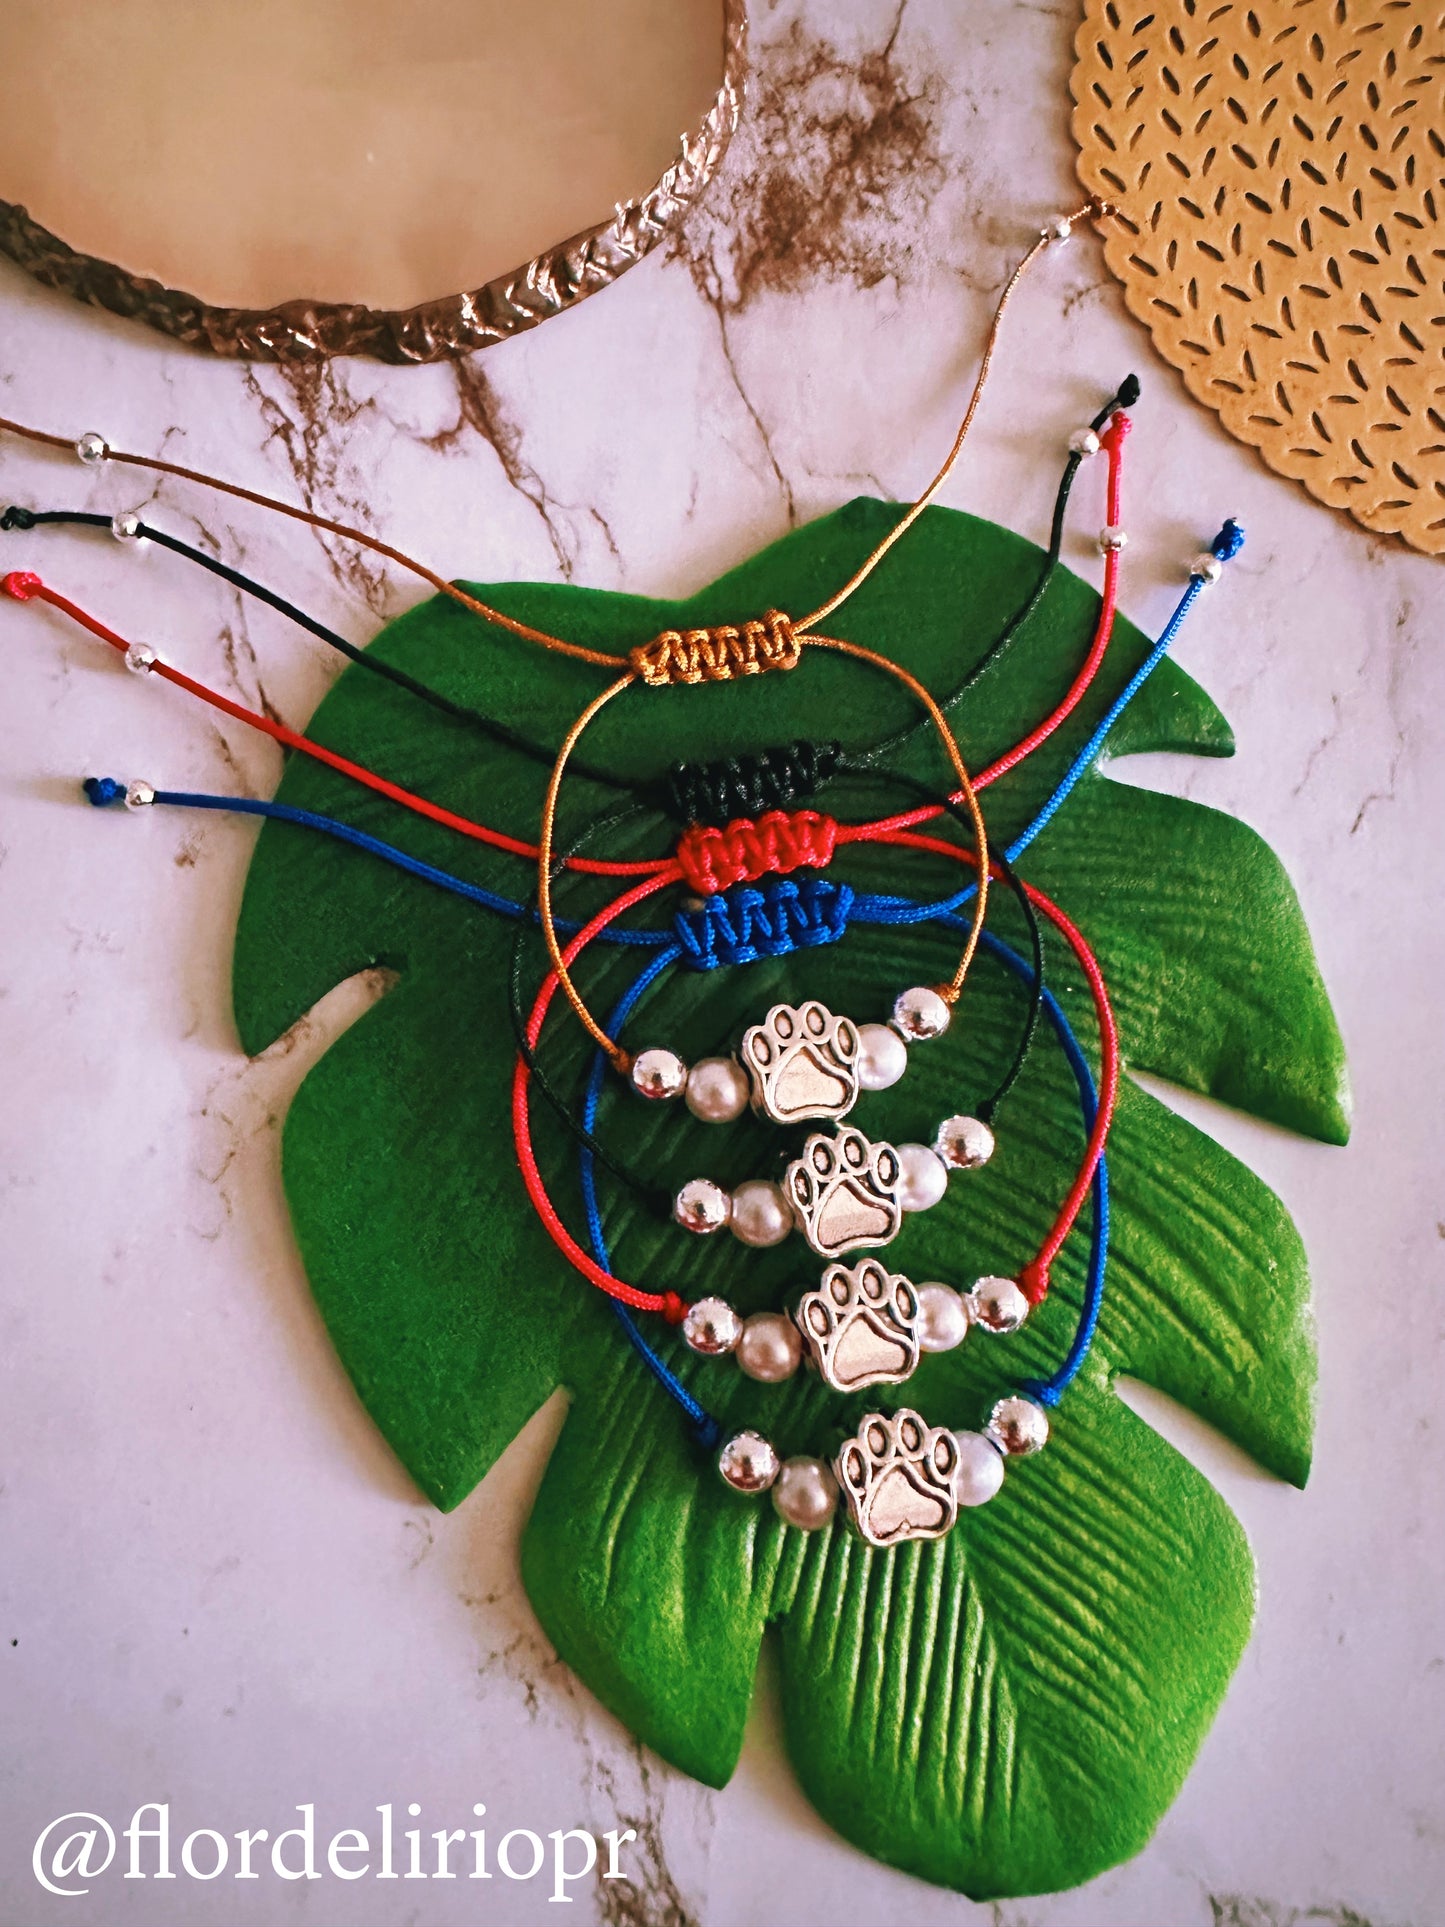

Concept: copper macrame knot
[[630, 609, 801, 687]]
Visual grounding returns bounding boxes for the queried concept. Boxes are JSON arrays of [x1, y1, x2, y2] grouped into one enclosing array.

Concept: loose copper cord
[[534, 642, 991, 1066], [0, 202, 1114, 675]]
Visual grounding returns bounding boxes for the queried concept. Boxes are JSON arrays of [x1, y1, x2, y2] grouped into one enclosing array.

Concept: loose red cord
[[1, 570, 672, 880], [845, 407, 1131, 840], [514, 830, 1118, 1312], [511, 867, 689, 1318]]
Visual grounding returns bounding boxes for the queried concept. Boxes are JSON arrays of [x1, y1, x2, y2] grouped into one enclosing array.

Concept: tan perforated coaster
[[1072, 0, 1445, 553]]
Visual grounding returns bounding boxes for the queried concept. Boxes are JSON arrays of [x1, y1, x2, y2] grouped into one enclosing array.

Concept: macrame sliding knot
[[675, 876, 854, 970], [630, 609, 800, 687], [674, 808, 838, 896], [656, 738, 843, 825]]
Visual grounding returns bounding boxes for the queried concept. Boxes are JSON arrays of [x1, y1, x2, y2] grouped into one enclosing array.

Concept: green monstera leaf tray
[[231, 500, 1348, 1900]]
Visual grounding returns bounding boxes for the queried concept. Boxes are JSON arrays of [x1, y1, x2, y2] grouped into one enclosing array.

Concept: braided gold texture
[[630, 609, 801, 687], [1072, 0, 1445, 554], [0, 0, 747, 365]]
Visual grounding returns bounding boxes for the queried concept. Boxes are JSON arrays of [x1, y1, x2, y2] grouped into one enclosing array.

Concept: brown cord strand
[[0, 203, 1116, 681], [0, 415, 619, 668]]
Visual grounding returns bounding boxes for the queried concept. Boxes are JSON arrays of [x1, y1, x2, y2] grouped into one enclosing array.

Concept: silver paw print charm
[[795, 1259, 921, 1392], [785, 1125, 903, 1258], [740, 1000, 861, 1125], [835, 1408, 960, 1547]]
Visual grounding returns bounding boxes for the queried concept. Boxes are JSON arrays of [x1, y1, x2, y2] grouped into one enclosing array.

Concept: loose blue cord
[[859, 520, 1246, 924], [82, 781, 672, 947]]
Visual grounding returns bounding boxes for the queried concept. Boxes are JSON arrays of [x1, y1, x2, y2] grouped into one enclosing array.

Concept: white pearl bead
[[771, 1456, 839, 1530], [631, 1047, 687, 1101], [891, 985, 951, 1042], [729, 1179, 793, 1248], [684, 1056, 751, 1123], [673, 1178, 731, 1235], [856, 1022, 908, 1092], [896, 1143, 948, 1213], [951, 1431, 1006, 1507], [718, 1431, 780, 1493], [681, 1296, 742, 1355], [736, 1312, 803, 1382], [916, 1282, 971, 1353]]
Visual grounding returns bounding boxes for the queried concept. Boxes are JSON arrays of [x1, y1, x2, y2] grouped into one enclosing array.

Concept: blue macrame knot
[[674, 874, 854, 970], [82, 776, 128, 807]]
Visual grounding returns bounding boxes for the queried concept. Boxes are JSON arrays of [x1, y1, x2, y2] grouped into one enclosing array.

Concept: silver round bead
[[1098, 525, 1129, 554], [934, 1114, 995, 1171], [1190, 550, 1224, 584], [856, 1021, 908, 1092], [891, 985, 951, 1043], [124, 642, 157, 675], [684, 1055, 750, 1123], [1042, 214, 1074, 243], [74, 431, 108, 466], [967, 1274, 1031, 1335], [110, 510, 144, 542], [681, 1296, 742, 1355], [630, 1047, 687, 1102], [717, 1430, 780, 1494], [1068, 426, 1101, 457], [771, 1456, 838, 1530], [987, 1394, 1050, 1457], [673, 1178, 731, 1236], [951, 1430, 1006, 1507], [736, 1311, 803, 1382], [896, 1142, 949, 1214], [916, 1282, 971, 1354], [124, 780, 156, 811], [729, 1179, 793, 1249]]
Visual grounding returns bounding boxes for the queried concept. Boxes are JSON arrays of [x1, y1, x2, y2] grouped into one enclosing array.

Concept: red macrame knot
[[1017, 1261, 1051, 1306], [2, 570, 43, 602], [674, 808, 839, 896], [660, 1292, 690, 1326]]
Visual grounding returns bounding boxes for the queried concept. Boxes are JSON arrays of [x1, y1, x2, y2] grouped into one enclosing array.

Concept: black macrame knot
[[655, 739, 844, 825]]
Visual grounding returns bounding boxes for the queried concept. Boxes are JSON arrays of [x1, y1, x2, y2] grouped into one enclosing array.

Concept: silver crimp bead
[[124, 642, 158, 675], [1098, 525, 1128, 554], [124, 781, 156, 810], [110, 510, 144, 542], [1069, 426, 1101, 457], [1190, 550, 1224, 584], [75, 431, 109, 466]]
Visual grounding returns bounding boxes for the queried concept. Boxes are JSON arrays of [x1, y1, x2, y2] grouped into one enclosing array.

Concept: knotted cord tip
[[1211, 518, 1246, 560], [1, 506, 37, 532], [661, 1292, 689, 1326], [1116, 373, 1142, 410], [82, 776, 128, 808], [3, 568, 42, 601], [1017, 1261, 1051, 1305]]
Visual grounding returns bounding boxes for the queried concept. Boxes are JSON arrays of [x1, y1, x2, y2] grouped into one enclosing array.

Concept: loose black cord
[[840, 373, 1140, 774], [2, 375, 1136, 823]]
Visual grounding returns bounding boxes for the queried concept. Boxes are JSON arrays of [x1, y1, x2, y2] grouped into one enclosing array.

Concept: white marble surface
[[1, 3, 1442, 1923]]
